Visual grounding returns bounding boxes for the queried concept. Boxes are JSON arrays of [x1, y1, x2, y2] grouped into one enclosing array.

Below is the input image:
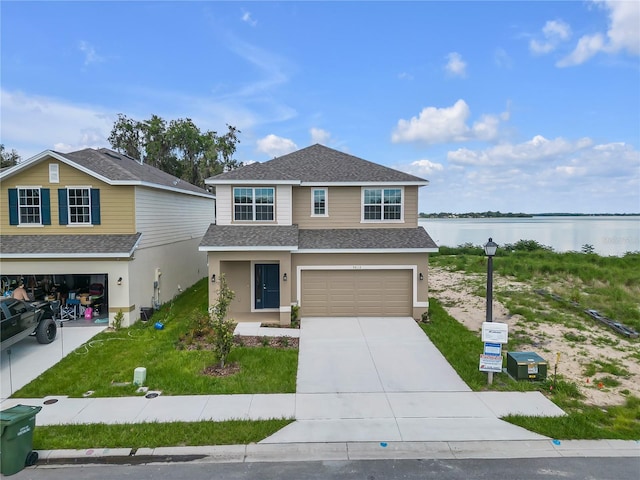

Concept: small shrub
[[209, 275, 236, 368], [260, 336, 270, 347], [291, 304, 300, 323], [279, 336, 290, 348], [112, 310, 124, 331]]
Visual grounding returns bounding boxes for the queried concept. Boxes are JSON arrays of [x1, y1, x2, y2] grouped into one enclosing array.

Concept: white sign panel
[[479, 354, 503, 373], [481, 322, 509, 344], [484, 342, 502, 356]]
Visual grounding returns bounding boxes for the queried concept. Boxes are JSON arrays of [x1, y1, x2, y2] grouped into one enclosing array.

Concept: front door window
[[255, 264, 280, 309]]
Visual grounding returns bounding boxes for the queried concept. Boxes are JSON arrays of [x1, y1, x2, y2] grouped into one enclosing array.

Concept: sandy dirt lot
[[428, 266, 639, 406]]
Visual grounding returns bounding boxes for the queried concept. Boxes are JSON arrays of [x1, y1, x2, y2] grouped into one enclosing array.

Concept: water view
[[419, 216, 640, 257]]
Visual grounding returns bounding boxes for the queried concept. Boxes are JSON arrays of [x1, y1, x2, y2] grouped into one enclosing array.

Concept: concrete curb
[[33, 439, 640, 467]]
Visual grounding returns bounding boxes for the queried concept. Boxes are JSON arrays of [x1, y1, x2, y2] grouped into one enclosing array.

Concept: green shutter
[[8, 189, 18, 225], [41, 188, 51, 225], [58, 189, 68, 225], [90, 189, 101, 225]]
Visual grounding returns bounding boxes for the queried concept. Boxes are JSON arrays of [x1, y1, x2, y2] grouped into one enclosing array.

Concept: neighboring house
[[0, 148, 215, 327], [200, 144, 438, 325]]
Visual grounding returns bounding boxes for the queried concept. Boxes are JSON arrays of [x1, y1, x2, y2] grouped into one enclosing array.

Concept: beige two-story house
[[200, 144, 438, 325], [0, 148, 215, 326]]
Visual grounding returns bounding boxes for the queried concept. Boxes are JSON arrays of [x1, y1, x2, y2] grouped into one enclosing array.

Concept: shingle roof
[[206, 144, 428, 184], [57, 148, 211, 196], [0, 234, 142, 258], [298, 228, 438, 250], [200, 225, 299, 249], [199, 225, 438, 251]]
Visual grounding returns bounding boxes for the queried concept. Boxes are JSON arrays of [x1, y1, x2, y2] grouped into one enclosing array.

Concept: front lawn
[[14, 278, 298, 398]]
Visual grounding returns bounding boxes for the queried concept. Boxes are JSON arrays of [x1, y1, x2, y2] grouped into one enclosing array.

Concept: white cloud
[[408, 159, 444, 176], [310, 128, 331, 145], [78, 40, 104, 66], [1, 88, 113, 158], [529, 20, 572, 55], [398, 72, 414, 80], [558, 0, 640, 67], [391, 100, 507, 144], [256, 134, 297, 157], [447, 135, 594, 167], [241, 10, 257, 27], [494, 48, 513, 69], [445, 52, 467, 77]]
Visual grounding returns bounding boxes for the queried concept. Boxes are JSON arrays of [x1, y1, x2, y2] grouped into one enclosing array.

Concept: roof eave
[[199, 246, 298, 252], [294, 248, 439, 254], [205, 179, 300, 186]]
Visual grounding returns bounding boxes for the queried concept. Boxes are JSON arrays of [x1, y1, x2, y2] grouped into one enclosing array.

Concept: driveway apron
[[296, 317, 471, 394]]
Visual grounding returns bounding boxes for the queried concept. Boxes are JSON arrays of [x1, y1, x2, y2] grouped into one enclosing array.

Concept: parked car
[[0, 298, 57, 351]]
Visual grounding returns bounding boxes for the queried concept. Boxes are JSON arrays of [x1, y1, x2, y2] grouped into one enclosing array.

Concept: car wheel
[[36, 318, 57, 344]]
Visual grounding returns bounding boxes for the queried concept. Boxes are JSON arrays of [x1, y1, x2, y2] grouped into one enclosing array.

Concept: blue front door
[[255, 264, 279, 309]]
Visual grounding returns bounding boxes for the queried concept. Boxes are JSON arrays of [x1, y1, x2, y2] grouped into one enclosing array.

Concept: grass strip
[[33, 419, 293, 449]]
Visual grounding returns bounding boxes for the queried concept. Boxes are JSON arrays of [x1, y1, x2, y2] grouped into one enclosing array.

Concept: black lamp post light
[[484, 237, 498, 384]]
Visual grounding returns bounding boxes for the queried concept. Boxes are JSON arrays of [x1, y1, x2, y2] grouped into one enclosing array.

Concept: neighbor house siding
[[134, 186, 215, 248], [0, 160, 135, 234], [292, 186, 419, 228]]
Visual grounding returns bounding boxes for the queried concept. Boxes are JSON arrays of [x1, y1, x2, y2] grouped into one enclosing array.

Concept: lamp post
[[484, 237, 498, 384]]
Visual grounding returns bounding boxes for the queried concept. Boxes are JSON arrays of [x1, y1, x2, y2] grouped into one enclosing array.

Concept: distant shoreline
[[419, 212, 640, 219]]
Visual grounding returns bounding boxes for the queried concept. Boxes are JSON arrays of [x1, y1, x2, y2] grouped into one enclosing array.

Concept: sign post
[[479, 323, 508, 380]]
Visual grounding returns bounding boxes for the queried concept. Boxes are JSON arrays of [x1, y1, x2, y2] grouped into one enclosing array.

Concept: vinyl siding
[[134, 186, 215, 248], [216, 184, 291, 225], [1, 160, 135, 234], [292, 186, 419, 229]]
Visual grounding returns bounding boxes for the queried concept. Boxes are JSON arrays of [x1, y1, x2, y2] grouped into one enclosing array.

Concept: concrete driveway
[[264, 317, 562, 443], [296, 317, 470, 393]]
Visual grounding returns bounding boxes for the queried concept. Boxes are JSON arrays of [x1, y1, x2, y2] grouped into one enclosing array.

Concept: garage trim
[[296, 264, 427, 310]]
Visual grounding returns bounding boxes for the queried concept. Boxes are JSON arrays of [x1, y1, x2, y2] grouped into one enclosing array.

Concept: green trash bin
[[0, 404, 42, 476]]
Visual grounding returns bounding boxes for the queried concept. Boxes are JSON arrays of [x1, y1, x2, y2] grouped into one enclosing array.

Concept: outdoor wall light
[[117, 277, 122, 286], [283, 273, 288, 282], [211, 274, 216, 283], [419, 273, 424, 281]]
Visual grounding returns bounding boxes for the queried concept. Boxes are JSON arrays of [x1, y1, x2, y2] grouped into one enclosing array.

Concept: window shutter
[[8, 189, 18, 225], [41, 188, 51, 225], [58, 189, 68, 225], [90, 189, 101, 225]]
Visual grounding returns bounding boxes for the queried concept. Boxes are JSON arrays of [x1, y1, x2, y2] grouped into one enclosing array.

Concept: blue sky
[[2, 1, 639, 214]]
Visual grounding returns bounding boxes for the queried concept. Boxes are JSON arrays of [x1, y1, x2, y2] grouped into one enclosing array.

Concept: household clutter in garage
[[1, 274, 108, 325]]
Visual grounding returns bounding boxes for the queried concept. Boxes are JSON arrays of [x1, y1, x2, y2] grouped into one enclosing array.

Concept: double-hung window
[[67, 188, 91, 224], [311, 188, 327, 216], [58, 187, 100, 226], [18, 188, 42, 224], [363, 188, 403, 221], [234, 187, 275, 221], [8, 187, 51, 226]]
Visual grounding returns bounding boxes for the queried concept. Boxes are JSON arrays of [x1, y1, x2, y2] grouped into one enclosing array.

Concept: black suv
[[0, 298, 57, 351]]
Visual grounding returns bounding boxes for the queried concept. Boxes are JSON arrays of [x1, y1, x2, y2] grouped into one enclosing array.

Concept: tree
[[0, 144, 21, 168], [108, 114, 241, 187], [208, 274, 236, 368]]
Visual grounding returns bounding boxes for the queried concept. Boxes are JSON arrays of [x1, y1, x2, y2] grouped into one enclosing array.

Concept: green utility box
[[506, 352, 548, 381], [0, 404, 42, 476]]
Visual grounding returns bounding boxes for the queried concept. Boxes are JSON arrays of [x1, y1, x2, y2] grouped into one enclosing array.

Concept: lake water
[[419, 216, 640, 256]]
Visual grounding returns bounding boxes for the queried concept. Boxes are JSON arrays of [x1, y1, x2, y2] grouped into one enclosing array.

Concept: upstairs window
[[58, 188, 100, 226], [234, 187, 275, 222], [68, 188, 91, 224], [363, 188, 403, 221], [19, 188, 42, 224], [311, 188, 327, 216], [8, 187, 51, 226]]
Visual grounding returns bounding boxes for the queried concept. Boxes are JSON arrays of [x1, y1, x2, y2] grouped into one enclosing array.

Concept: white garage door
[[301, 269, 412, 317]]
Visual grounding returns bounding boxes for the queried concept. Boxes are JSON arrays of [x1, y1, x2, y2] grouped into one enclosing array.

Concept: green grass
[[14, 278, 298, 398], [33, 419, 293, 449], [422, 297, 640, 439], [504, 396, 640, 440]]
